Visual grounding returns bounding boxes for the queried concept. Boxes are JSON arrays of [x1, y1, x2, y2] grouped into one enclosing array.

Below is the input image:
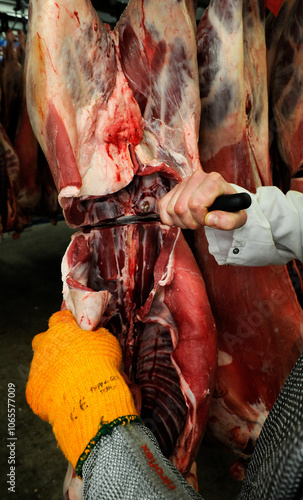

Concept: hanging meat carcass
[[14, 89, 41, 218], [195, 0, 303, 478], [0, 35, 24, 237], [266, 0, 297, 91], [1, 30, 23, 144], [14, 82, 61, 223], [269, 0, 303, 192], [266, 0, 303, 306], [0, 29, 61, 233], [265, 0, 297, 191], [17, 30, 26, 66], [0, 122, 23, 235], [25, 0, 217, 485]]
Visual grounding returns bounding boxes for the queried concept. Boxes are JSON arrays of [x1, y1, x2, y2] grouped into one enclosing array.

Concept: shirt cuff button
[[233, 248, 240, 255]]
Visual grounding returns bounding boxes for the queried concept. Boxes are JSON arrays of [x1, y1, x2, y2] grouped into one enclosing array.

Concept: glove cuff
[[75, 415, 142, 477]]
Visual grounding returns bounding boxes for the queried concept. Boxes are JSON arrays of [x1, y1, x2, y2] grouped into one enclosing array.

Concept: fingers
[[32, 310, 75, 351], [158, 171, 245, 230], [34, 309, 122, 366], [48, 309, 75, 328], [158, 180, 200, 229], [187, 171, 236, 224], [173, 171, 210, 228]]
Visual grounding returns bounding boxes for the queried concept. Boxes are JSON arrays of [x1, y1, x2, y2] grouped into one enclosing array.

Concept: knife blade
[[83, 192, 252, 229]]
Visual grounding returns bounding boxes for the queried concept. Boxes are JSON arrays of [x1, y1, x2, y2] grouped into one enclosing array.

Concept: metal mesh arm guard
[[82, 422, 203, 500], [238, 352, 303, 500]]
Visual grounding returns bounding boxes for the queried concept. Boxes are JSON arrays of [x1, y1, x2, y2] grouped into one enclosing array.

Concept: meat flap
[[117, 0, 201, 180], [25, 0, 203, 229], [25, 0, 143, 206], [62, 223, 217, 475]]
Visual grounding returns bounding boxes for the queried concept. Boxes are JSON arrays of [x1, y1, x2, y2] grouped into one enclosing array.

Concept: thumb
[[205, 210, 247, 230]]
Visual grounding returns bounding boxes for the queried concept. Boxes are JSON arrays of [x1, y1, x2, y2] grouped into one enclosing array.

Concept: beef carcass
[[17, 30, 27, 66], [195, 0, 303, 476], [0, 29, 60, 232], [265, 0, 297, 191], [1, 30, 23, 144], [14, 90, 60, 222], [0, 122, 24, 236], [25, 0, 217, 481], [14, 93, 41, 218], [266, 0, 297, 90], [269, 0, 303, 192], [197, 0, 271, 189], [62, 224, 217, 467], [25, 0, 142, 222]]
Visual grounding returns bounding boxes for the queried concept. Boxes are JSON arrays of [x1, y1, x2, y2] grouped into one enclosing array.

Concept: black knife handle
[[208, 193, 251, 213]]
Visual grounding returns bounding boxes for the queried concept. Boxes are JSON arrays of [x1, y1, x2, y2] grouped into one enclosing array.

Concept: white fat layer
[[58, 185, 81, 202], [209, 398, 269, 455], [61, 232, 111, 330], [158, 230, 180, 286], [65, 288, 111, 331], [217, 350, 233, 366]]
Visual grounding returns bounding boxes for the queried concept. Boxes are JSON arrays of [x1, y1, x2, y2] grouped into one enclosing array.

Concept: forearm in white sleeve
[[205, 186, 303, 266]]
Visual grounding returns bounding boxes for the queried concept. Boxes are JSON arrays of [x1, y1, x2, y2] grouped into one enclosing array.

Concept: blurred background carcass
[[0, 28, 61, 238]]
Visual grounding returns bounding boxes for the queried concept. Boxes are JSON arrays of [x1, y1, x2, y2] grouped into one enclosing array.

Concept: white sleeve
[[205, 185, 303, 266]]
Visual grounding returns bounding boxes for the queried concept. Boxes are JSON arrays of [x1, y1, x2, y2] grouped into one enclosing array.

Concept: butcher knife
[[84, 192, 251, 228]]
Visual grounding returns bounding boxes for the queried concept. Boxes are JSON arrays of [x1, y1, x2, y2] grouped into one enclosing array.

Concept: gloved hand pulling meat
[[26, 310, 203, 499], [26, 310, 139, 476]]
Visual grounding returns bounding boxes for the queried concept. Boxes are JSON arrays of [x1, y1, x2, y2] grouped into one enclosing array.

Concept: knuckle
[[191, 170, 203, 183], [174, 200, 187, 217], [166, 204, 175, 217], [188, 196, 201, 212], [208, 171, 223, 186]]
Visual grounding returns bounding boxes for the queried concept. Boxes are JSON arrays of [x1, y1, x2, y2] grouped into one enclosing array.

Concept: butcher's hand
[[26, 310, 139, 476], [158, 171, 247, 230]]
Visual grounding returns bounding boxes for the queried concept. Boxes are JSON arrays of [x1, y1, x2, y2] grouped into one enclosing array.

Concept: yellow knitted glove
[[26, 310, 139, 475]]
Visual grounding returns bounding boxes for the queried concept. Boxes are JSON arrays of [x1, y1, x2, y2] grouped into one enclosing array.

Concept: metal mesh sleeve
[[238, 353, 303, 500], [82, 421, 203, 500]]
